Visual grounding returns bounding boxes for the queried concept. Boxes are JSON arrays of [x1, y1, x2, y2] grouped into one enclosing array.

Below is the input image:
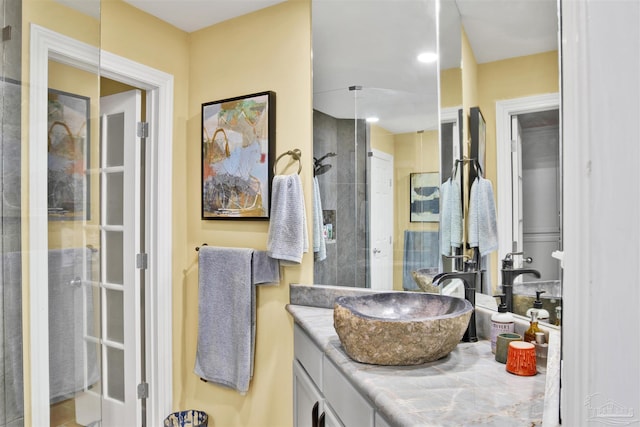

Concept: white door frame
[[29, 24, 173, 426], [495, 93, 559, 274]]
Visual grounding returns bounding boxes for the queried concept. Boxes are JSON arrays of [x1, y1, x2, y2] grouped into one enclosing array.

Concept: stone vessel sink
[[333, 292, 473, 365]]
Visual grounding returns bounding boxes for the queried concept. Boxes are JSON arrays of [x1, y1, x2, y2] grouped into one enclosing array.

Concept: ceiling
[[57, 0, 559, 133]]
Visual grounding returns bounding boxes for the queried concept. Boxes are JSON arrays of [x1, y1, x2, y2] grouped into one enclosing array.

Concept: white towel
[[440, 177, 463, 255], [312, 177, 327, 262], [267, 174, 309, 264], [468, 176, 499, 256], [194, 246, 279, 394]]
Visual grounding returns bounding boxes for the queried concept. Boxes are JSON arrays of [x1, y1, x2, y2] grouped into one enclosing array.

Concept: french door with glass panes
[[96, 89, 145, 426]]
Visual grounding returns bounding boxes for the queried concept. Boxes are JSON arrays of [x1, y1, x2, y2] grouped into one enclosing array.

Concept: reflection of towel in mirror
[[194, 246, 280, 394], [403, 231, 440, 291], [48, 248, 99, 403], [468, 177, 498, 256], [312, 177, 326, 262], [267, 174, 309, 264], [440, 177, 463, 255]]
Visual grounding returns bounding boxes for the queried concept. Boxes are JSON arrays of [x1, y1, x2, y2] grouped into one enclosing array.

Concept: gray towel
[[48, 248, 99, 402], [440, 177, 463, 255], [468, 177, 498, 256], [195, 246, 278, 394], [252, 250, 280, 285], [267, 174, 309, 264], [403, 231, 440, 290], [312, 177, 327, 262]]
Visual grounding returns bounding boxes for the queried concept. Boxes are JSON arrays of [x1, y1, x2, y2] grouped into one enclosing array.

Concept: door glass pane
[[106, 347, 125, 402], [105, 112, 125, 167], [106, 172, 124, 225], [104, 231, 123, 284], [105, 288, 124, 343]]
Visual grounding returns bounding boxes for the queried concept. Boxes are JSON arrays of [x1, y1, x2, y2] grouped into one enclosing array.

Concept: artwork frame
[[47, 88, 90, 220], [201, 91, 276, 220], [469, 106, 486, 184], [410, 172, 440, 223]]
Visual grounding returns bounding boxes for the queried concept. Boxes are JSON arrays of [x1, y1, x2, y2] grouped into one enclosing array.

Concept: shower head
[[314, 164, 332, 176], [316, 152, 337, 163], [314, 153, 336, 176]]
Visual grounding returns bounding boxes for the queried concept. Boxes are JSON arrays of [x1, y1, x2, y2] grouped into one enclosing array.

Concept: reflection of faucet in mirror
[[313, 152, 336, 176], [501, 252, 541, 313], [433, 260, 479, 343]]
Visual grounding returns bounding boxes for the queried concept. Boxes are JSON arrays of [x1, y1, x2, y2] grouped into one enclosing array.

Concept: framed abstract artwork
[[409, 172, 440, 223], [47, 89, 90, 220], [201, 91, 276, 219]]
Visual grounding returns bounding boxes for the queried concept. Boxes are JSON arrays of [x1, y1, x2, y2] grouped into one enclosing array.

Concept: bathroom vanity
[[288, 284, 559, 427]]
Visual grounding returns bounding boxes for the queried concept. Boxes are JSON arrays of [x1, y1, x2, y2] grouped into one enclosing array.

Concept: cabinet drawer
[[294, 324, 323, 389], [323, 357, 374, 427]]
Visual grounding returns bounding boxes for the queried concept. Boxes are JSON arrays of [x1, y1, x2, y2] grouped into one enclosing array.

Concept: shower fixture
[[313, 152, 337, 176]]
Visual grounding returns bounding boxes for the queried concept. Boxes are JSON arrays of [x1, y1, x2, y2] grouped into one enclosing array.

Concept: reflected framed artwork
[[410, 172, 440, 222], [469, 106, 486, 184], [201, 91, 276, 220], [47, 89, 90, 220]]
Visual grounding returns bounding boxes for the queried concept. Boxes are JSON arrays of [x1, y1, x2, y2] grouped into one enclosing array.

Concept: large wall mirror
[[312, 0, 561, 325], [312, 0, 441, 292]]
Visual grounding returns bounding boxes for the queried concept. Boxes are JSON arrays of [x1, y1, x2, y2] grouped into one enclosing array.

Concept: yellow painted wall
[[461, 28, 478, 151], [369, 123, 395, 154], [440, 66, 462, 109], [392, 130, 439, 291], [183, 2, 312, 426]]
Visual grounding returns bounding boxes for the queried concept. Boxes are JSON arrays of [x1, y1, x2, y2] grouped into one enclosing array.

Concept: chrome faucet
[[501, 252, 541, 313], [433, 261, 479, 343]]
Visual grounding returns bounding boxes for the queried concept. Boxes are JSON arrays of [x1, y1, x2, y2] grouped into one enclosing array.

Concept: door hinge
[[136, 253, 148, 269], [510, 140, 518, 153], [137, 382, 149, 399], [137, 121, 149, 138]]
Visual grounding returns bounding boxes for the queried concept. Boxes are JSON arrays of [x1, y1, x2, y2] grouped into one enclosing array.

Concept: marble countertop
[[287, 303, 547, 426]]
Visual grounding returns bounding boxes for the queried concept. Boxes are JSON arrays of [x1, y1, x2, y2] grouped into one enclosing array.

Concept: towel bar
[[274, 149, 302, 174], [195, 243, 208, 251]]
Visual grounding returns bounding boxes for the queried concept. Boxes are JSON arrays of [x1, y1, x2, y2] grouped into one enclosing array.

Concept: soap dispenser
[[490, 294, 515, 354], [524, 309, 542, 343], [526, 290, 550, 323]]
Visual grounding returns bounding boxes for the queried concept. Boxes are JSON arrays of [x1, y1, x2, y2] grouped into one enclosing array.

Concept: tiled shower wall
[[313, 110, 368, 288], [0, 0, 23, 425]]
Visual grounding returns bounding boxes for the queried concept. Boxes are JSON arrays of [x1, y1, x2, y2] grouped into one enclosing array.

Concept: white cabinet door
[[294, 360, 324, 427], [322, 403, 344, 427]]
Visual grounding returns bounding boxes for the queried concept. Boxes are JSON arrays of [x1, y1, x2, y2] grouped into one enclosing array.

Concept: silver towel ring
[[273, 149, 302, 174]]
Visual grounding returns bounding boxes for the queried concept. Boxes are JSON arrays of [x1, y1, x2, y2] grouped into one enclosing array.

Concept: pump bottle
[[524, 309, 542, 343], [490, 294, 515, 354], [526, 290, 550, 323]]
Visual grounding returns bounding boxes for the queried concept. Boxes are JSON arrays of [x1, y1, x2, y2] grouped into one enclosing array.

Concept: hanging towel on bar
[[403, 231, 440, 290], [48, 248, 99, 403], [267, 174, 309, 264], [312, 176, 326, 262], [468, 176, 499, 256], [194, 246, 280, 394], [440, 176, 463, 255]]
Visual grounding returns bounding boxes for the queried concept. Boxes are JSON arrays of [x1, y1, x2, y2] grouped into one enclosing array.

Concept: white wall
[[562, 0, 640, 424]]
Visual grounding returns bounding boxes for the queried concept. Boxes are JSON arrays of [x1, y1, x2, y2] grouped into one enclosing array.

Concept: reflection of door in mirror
[[497, 95, 561, 322]]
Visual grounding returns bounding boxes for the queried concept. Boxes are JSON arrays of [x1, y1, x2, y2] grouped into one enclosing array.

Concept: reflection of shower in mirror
[[313, 152, 336, 176]]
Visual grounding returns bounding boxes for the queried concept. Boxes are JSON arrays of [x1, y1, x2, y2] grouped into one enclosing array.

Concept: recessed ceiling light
[[366, 117, 379, 123], [417, 52, 438, 64]]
